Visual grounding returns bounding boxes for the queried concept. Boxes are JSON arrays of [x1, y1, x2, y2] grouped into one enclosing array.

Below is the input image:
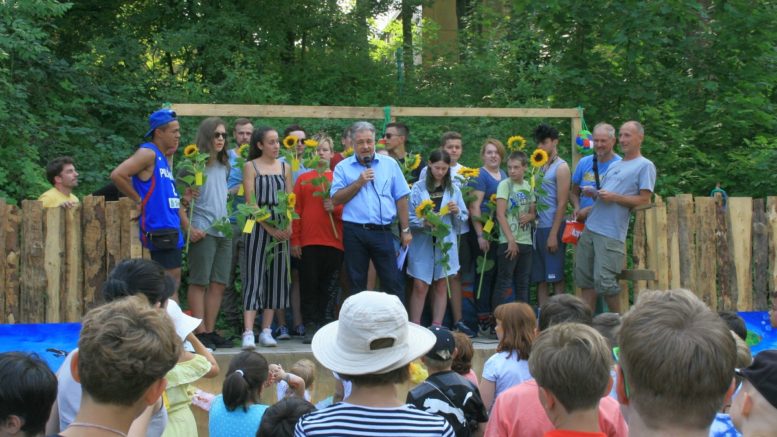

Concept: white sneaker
[[241, 331, 256, 350], [259, 330, 277, 347]]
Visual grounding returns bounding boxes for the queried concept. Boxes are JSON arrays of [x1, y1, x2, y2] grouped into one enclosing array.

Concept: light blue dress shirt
[[331, 154, 410, 225]]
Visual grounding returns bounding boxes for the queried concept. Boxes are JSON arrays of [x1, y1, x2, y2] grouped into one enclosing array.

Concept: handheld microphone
[[362, 155, 372, 168]]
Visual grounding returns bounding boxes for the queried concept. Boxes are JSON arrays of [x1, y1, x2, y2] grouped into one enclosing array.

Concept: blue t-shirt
[[709, 413, 741, 437], [227, 148, 245, 224], [572, 154, 621, 209], [470, 167, 507, 214], [132, 143, 183, 250], [585, 156, 657, 242], [208, 394, 268, 437]]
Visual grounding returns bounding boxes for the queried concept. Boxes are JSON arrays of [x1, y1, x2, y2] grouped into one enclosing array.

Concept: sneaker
[[208, 332, 234, 349], [455, 320, 477, 338], [275, 325, 291, 340], [259, 329, 277, 347], [293, 323, 306, 338], [241, 331, 256, 350], [195, 332, 216, 350]]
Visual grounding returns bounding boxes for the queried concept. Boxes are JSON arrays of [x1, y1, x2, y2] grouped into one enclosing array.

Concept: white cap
[[311, 291, 435, 375]]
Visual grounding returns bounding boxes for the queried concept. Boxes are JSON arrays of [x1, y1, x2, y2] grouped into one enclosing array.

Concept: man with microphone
[[331, 121, 412, 302]]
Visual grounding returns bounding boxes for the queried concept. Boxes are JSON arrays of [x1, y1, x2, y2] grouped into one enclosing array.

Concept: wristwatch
[[402, 227, 411, 234]]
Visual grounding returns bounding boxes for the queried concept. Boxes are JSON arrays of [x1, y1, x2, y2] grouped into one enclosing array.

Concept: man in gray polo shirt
[[574, 120, 656, 313]]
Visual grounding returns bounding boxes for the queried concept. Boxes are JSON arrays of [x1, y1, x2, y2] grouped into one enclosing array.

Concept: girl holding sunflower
[[241, 126, 293, 349], [467, 139, 507, 337], [407, 150, 468, 326], [183, 117, 233, 350]]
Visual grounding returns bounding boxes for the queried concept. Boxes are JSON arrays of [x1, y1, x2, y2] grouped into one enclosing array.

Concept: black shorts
[[150, 248, 183, 269]]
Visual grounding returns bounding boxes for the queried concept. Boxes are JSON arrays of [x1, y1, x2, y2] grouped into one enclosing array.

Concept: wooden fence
[[1, 197, 148, 324], [1, 194, 775, 323], [621, 194, 776, 312]]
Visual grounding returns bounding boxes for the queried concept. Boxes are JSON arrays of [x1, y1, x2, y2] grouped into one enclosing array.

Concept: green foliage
[[1, 0, 776, 205]]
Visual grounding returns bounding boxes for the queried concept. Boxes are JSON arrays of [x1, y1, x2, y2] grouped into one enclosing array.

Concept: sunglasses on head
[[214, 132, 227, 139]]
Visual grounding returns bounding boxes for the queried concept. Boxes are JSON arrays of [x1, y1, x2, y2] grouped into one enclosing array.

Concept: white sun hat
[[311, 291, 436, 375], [165, 299, 202, 342]]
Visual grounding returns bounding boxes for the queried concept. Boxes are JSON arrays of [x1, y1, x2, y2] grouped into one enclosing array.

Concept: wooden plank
[[767, 197, 777, 295], [645, 196, 669, 289], [82, 196, 106, 311], [695, 197, 717, 310], [119, 198, 133, 260], [666, 197, 681, 289], [617, 270, 656, 281], [752, 199, 769, 310], [129, 202, 143, 259], [632, 210, 648, 297], [676, 194, 698, 297], [20, 200, 46, 323], [170, 103, 581, 120], [618, 254, 630, 313], [4, 204, 20, 323], [716, 195, 734, 310], [728, 197, 753, 311], [172, 104, 385, 119], [105, 201, 121, 275], [44, 207, 64, 322], [64, 206, 83, 321]]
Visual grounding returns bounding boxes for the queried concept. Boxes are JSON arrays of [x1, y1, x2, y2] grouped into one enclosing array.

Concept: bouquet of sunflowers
[[178, 144, 210, 252], [415, 198, 454, 297]]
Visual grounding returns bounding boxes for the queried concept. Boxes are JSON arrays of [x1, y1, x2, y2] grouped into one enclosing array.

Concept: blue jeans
[[343, 222, 404, 303]]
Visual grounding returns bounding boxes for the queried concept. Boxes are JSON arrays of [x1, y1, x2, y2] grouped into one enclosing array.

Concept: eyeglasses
[[384, 133, 394, 139], [214, 132, 228, 139]]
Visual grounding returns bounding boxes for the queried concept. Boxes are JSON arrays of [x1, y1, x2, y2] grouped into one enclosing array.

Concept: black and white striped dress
[[243, 161, 289, 311], [294, 403, 455, 436]]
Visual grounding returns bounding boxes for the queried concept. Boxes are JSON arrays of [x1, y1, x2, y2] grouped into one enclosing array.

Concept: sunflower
[[439, 205, 450, 216], [457, 167, 480, 179], [408, 154, 422, 171], [415, 199, 435, 219], [507, 135, 527, 151], [342, 148, 354, 158], [282, 135, 298, 150], [183, 144, 198, 157], [287, 192, 297, 209], [304, 139, 318, 148], [530, 148, 549, 168], [237, 143, 249, 158], [489, 193, 498, 204], [409, 360, 429, 384], [256, 211, 271, 222]]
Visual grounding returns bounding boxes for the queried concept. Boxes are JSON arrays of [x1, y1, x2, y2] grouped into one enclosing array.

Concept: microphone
[[362, 155, 372, 168]]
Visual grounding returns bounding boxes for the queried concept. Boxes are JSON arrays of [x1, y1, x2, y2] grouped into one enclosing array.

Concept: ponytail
[[221, 351, 269, 412]]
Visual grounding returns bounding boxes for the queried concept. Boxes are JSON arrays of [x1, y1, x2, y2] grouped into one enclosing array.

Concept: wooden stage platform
[[191, 336, 498, 436]]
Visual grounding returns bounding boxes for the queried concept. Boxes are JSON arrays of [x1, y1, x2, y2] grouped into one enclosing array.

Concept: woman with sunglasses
[[182, 117, 233, 350]]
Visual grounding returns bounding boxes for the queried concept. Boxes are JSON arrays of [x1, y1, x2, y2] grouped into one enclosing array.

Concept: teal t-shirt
[[496, 178, 534, 245], [208, 394, 268, 437]]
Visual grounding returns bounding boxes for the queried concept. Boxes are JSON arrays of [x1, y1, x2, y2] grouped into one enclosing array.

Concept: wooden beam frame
[[171, 104, 584, 166]]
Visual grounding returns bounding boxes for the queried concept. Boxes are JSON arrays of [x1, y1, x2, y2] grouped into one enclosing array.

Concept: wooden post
[[752, 199, 768, 310], [44, 207, 65, 322], [645, 196, 669, 289], [666, 197, 681, 289], [571, 115, 582, 169], [695, 197, 718, 310], [676, 194, 698, 297], [21, 200, 46, 323], [4, 204, 20, 323], [716, 195, 734, 310], [728, 197, 753, 311], [632, 209, 647, 298], [64, 207, 83, 321], [105, 201, 121, 275], [82, 196, 106, 312], [767, 197, 777, 296]]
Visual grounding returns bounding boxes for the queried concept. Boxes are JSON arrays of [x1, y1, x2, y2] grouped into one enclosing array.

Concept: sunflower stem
[[185, 198, 195, 253]]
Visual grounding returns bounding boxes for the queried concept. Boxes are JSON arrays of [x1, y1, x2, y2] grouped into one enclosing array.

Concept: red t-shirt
[[545, 430, 607, 437], [330, 152, 345, 170], [291, 169, 344, 250]]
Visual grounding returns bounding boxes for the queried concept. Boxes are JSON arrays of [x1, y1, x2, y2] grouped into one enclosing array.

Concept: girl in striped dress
[[242, 127, 292, 349]]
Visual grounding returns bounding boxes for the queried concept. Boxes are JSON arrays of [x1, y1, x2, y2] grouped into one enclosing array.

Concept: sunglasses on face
[[214, 132, 228, 139]]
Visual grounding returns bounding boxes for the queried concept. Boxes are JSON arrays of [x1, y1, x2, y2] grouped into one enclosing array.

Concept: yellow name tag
[[237, 185, 244, 196], [483, 218, 494, 233], [195, 171, 203, 186], [243, 219, 255, 234]]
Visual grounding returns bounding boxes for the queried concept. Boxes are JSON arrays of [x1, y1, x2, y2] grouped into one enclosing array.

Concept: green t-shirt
[[496, 178, 534, 244]]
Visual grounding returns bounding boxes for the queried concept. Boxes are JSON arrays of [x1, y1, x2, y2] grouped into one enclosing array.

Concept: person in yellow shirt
[[38, 157, 79, 208]]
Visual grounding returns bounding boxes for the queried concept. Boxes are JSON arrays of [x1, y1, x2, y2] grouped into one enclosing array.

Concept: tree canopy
[[1, 0, 775, 203]]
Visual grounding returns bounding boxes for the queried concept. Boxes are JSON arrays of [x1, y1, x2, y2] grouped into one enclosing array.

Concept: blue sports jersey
[[133, 143, 184, 250]]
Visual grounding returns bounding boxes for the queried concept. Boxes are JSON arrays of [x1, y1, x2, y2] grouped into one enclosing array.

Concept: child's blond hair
[[290, 358, 316, 389]]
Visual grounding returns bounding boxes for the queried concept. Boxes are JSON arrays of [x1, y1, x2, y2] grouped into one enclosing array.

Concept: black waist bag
[[145, 228, 180, 250]]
